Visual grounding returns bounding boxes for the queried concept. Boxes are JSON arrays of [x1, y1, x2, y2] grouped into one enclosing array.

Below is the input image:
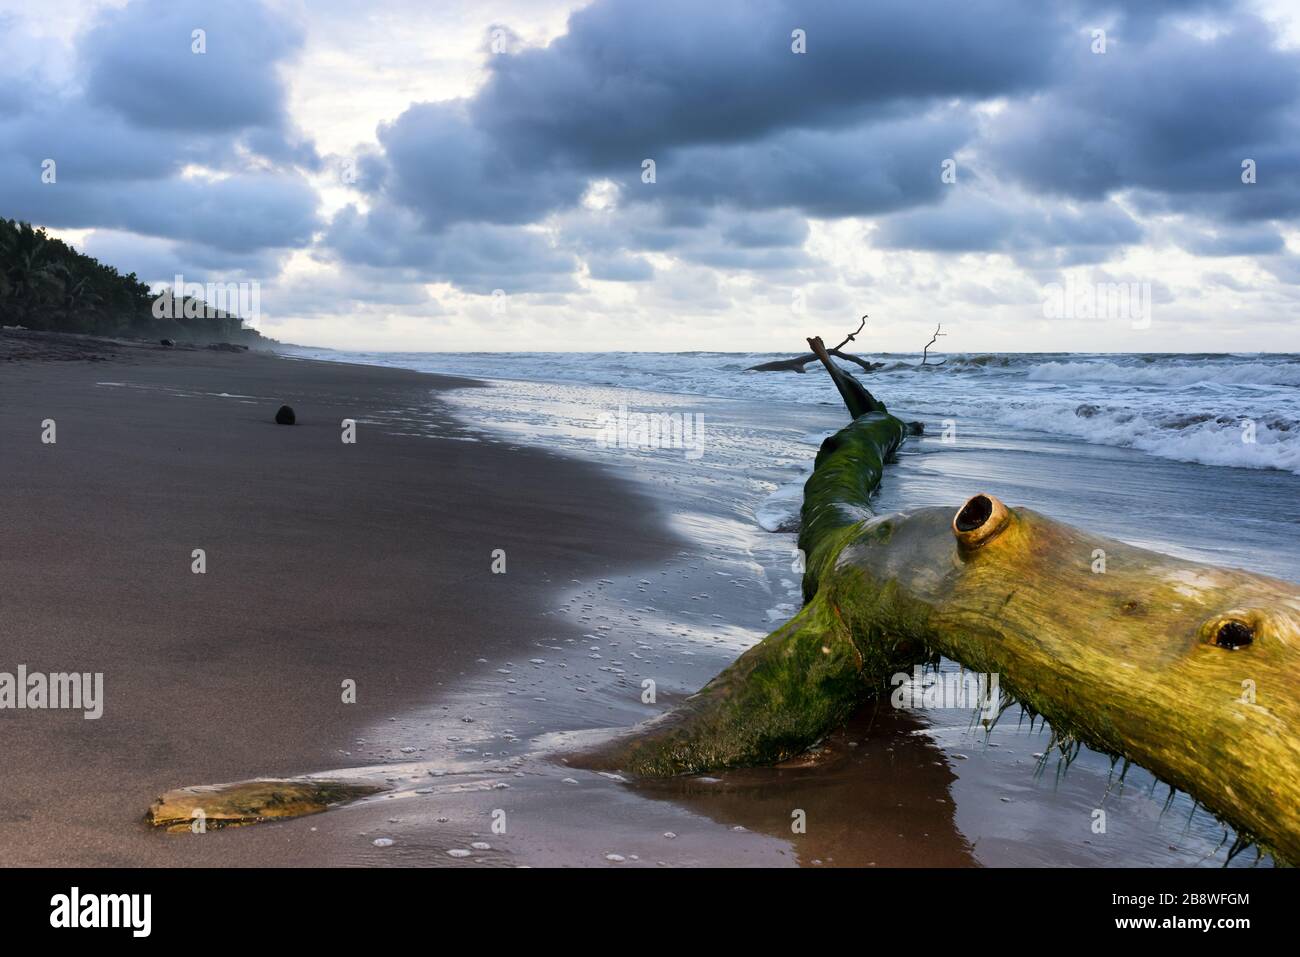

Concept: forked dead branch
[[747, 316, 949, 372], [747, 316, 884, 373]]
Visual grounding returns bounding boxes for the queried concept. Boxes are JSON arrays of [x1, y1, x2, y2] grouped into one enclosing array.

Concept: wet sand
[[0, 333, 680, 865]]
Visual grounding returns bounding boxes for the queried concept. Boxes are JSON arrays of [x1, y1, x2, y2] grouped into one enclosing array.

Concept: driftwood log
[[748, 316, 885, 374], [573, 336, 1300, 864], [147, 779, 382, 832]]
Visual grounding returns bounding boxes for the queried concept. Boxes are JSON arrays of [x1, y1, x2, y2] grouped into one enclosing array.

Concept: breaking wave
[[1025, 360, 1300, 389], [994, 402, 1300, 474]]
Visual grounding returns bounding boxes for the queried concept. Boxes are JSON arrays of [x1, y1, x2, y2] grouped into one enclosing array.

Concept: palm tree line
[[1, 219, 264, 343]]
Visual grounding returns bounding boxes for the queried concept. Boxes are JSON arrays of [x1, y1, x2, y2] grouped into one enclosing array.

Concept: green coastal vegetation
[[0, 219, 270, 345]]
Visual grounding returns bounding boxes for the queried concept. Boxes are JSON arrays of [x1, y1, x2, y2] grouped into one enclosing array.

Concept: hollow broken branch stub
[[1216, 620, 1255, 649], [952, 493, 1011, 551], [955, 494, 992, 531]]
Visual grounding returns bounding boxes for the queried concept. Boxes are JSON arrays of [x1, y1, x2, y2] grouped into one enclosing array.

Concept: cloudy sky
[[3, 0, 1299, 352]]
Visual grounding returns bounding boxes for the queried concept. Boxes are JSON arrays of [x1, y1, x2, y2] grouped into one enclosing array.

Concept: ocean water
[[288, 347, 1300, 865], [289, 348, 1300, 577], [292, 349, 1300, 474]]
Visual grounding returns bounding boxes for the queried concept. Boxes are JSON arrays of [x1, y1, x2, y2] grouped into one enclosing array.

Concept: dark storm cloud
[[721, 210, 810, 249], [987, 17, 1300, 221], [586, 252, 655, 282], [473, 0, 1060, 166], [874, 192, 1143, 255], [327, 0, 1055, 283], [638, 114, 974, 218], [332, 0, 1300, 287], [374, 101, 587, 230], [0, 150, 322, 254], [325, 204, 578, 294], [0, 99, 183, 185], [131, 174, 321, 252], [342, 0, 1053, 236], [555, 204, 814, 277], [1173, 223, 1288, 257], [1, 0, 321, 275], [83, 1, 300, 132]]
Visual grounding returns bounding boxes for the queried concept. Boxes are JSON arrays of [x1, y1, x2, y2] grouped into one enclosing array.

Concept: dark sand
[[0, 333, 678, 865]]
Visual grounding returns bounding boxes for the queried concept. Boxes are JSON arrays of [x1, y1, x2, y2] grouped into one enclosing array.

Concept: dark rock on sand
[[207, 342, 249, 352], [160, 338, 175, 347], [275, 405, 296, 425]]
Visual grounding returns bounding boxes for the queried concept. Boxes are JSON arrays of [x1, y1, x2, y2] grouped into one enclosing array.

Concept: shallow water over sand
[[305, 354, 1300, 866]]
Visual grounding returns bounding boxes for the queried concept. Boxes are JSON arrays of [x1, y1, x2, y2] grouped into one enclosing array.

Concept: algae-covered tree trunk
[[572, 336, 1300, 864], [572, 337, 916, 775]]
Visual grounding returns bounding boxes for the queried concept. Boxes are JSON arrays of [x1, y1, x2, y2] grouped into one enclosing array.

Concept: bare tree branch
[[748, 315, 883, 373], [920, 323, 946, 366], [832, 314, 867, 351]]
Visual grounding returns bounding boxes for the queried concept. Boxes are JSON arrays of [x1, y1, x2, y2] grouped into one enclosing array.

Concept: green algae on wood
[[574, 588, 923, 778], [575, 405, 915, 777], [147, 778, 385, 832], [573, 338, 915, 776]]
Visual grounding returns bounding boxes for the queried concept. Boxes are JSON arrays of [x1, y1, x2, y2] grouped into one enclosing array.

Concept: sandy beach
[[0, 333, 682, 865]]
